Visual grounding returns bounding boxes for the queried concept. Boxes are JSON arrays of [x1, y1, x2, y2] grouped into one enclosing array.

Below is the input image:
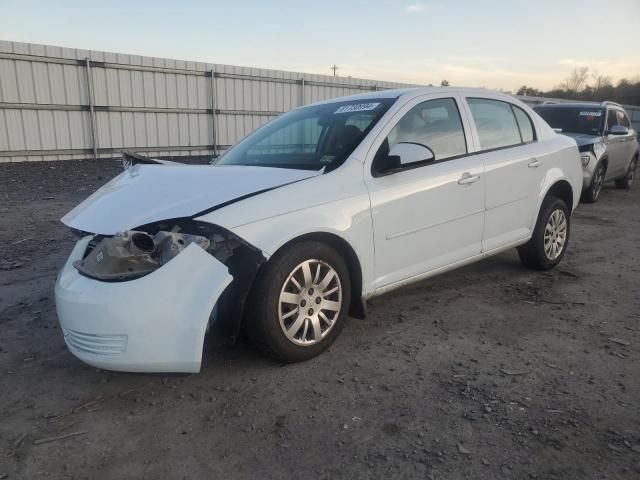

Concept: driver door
[[364, 95, 485, 290]]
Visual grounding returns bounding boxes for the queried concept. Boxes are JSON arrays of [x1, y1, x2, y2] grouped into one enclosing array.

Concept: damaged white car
[[55, 87, 582, 373]]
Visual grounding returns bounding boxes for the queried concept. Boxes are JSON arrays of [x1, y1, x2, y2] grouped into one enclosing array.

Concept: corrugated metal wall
[[1, 40, 638, 163], [0, 40, 414, 162]]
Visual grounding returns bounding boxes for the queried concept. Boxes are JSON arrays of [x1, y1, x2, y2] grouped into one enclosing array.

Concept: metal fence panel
[[0, 40, 418, 162], [1, 40, 638, 162]]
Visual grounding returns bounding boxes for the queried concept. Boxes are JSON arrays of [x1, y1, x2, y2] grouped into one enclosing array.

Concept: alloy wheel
[[544, 209, 567, 261], [278, 259, 342, 346]]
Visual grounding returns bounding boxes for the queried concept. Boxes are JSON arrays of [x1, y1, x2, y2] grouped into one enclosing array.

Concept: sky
[[1, 0, 639, 92]]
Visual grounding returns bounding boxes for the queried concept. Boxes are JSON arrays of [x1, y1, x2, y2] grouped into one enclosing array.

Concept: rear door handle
[[458, 172, 481, 185], [528, 158, 542, 168]]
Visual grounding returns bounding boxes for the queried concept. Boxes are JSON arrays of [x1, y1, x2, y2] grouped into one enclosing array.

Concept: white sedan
[[55, 87, 582, 373]]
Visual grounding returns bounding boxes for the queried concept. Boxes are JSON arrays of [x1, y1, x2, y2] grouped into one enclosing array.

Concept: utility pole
[[330, 64, 339, 77]]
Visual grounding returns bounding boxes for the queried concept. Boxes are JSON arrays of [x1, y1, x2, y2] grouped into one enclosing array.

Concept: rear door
[[462, 97, 545, 252]]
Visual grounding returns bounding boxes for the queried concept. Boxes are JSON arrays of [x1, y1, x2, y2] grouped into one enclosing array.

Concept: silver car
[[535, 101, 639, 203]]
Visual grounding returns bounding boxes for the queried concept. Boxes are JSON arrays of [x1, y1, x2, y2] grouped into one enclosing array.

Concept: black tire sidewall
[[530, 197, 570, 269], [246, 241, 351, 362], [588, 163, 605, 202], [625, 158, 637, 188]]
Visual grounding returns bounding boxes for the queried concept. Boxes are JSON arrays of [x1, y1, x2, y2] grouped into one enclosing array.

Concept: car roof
[[534, 102, 605, 109], [305, 86, 521, 107]]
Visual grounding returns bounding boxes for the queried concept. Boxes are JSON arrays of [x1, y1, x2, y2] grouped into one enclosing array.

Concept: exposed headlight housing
[[74, 229, 210, 281], [580, 153, 592, 166]]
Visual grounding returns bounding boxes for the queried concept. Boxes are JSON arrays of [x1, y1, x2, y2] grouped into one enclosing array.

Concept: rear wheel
[[244, 241, 350, 362], [582, 162, 605, 203], [615, 157, 637, 189], [518, 196, 570, 270]]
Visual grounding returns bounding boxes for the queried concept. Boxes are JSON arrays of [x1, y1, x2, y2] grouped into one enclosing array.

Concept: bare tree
[[561, 67, 590, 92], [591, 71, 612, 91]]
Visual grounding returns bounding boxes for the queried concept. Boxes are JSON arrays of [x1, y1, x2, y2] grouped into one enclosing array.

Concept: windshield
[[535, 107, 605, 136], [214, 98, 395, 171]]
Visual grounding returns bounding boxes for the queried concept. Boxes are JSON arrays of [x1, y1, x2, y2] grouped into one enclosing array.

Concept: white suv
[[55, 87, 582, 373]]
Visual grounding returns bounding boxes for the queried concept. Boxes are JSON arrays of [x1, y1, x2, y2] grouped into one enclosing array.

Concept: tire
[[244, 241, 351, 362], [615, 156, 637, 189], [517, 196, 570, 270], [581, 162, 605, 203]]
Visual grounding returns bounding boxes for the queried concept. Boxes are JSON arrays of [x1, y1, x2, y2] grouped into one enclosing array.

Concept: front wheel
[[582, 162, 605, 203], [615, 157, 637, 189], [244, 241, 351, 362], [518, 196, 570, 270]]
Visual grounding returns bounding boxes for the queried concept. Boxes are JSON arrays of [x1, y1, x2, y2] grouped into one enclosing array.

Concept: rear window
[[535, 106, 605, 136]]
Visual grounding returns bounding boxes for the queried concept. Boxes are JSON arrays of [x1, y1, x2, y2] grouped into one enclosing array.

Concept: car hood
[[560, 132, 602, 147], [62, 164, 321, 235]]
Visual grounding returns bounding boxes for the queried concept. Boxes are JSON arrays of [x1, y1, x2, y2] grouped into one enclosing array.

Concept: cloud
[[405, 4, 431, 13]]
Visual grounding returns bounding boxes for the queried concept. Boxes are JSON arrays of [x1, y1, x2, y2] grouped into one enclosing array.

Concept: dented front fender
[[55, 237, 232, 373]]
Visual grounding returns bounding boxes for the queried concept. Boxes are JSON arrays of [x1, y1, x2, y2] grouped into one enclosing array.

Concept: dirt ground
[[1, 159, 639, 480]]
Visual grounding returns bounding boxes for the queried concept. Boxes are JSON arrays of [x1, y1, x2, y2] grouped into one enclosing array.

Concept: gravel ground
[[0, 159, 639, 480]]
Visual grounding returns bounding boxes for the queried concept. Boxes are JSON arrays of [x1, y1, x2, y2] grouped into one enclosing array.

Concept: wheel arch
[[267, 231, 366, 319], [545, 179, 574, 212], [529, 171, 576, 233]]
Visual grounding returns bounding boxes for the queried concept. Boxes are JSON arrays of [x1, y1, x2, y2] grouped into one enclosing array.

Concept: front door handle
[[528, 158, 542, 168], [458, 172, 481, 185]]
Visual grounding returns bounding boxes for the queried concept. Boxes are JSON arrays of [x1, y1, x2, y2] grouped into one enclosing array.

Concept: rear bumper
[[55, 237, 232, 373]]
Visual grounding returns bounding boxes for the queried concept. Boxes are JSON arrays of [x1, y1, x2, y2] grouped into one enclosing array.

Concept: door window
[[380, 98, 467, 162], [617, 110, 630, 128], [468, 98, 522, 150]]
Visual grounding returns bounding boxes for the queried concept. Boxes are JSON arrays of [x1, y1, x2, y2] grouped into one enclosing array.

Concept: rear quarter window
[[513, 106, 536, 143]]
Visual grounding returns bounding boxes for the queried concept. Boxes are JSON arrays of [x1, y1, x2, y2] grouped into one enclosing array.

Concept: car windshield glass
[[535, 107, 605, 136], [214, 98, 395, 171]]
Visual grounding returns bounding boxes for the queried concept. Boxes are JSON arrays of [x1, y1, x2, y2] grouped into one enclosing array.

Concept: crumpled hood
[[62, 164, 321, 235], [561, 132, 602, 148]]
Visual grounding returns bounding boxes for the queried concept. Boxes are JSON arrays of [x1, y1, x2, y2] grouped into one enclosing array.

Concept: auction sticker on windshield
[[334, 103, 381, 114], [579, 111, 602, 116]]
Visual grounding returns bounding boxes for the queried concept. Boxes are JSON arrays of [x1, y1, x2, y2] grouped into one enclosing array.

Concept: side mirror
[[391, 142, 435, 165], [377, 142, 435, 175], [609, 125, 629, 136]]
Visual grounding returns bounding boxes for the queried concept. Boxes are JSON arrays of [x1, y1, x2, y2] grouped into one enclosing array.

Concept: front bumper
[[55, 237, 232, 373]]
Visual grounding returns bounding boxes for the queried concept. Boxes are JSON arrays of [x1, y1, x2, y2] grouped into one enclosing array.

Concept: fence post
[[210, 69, 218, 158], [300, 76, 305, 107], [84, 58, 98, 160]]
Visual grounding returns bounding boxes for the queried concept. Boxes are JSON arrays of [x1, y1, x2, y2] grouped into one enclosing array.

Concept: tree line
[[516, 67, 640, 106]]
